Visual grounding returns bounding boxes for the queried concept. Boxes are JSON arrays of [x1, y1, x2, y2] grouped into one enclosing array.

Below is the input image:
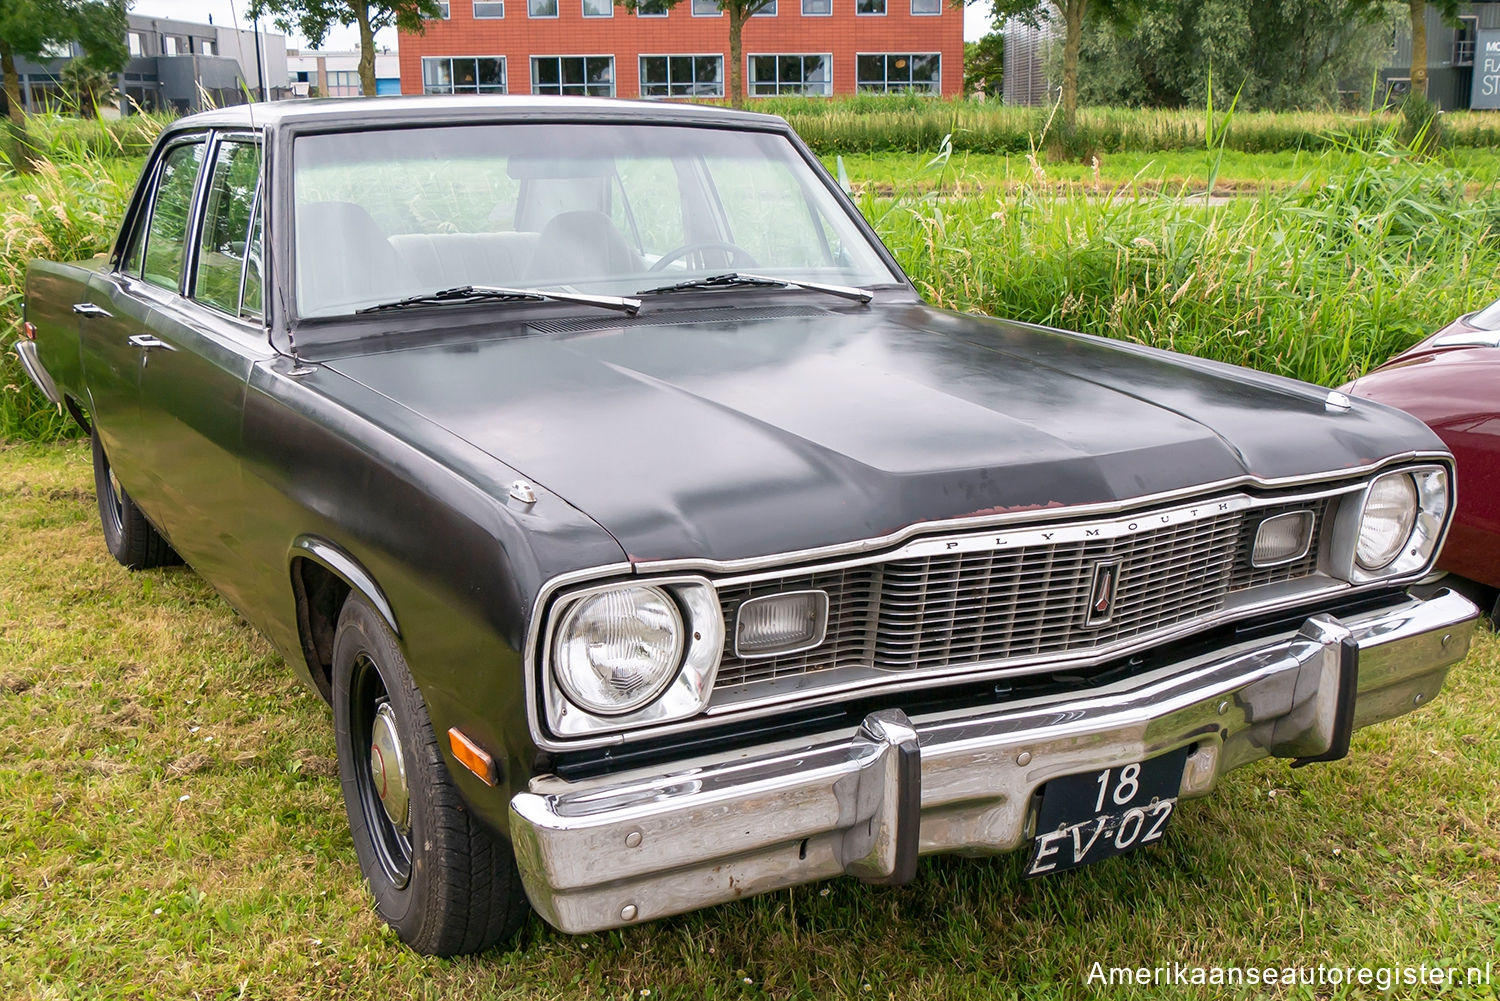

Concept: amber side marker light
[[448, 727, 498, 786], [21, 321, 37, 340]]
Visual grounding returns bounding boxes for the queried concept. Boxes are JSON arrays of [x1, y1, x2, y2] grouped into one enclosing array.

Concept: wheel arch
[[289, 535, 400, 701]]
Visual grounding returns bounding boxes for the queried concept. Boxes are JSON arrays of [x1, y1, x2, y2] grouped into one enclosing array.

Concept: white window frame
[[855, 52, 941, 94], [746, 53, 832, 97], [638, 53, 725, 98], [422, 55, 509, 94], [582, 0, 613, 17], [433, 0, 451, 16], [636, 0, 668, 17], [691, 0, 722, 15], [530, 54, 616, 96], [751, 0, 776, 16], [473, 0, 506, 16], [527, 0, 558, 17], [909, 0, 940, 14], [855, 0, 885, 14], [801, 0, 832, 15]]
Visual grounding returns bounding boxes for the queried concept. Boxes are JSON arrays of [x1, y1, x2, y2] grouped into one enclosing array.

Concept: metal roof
[[169, 94, 788, 132]]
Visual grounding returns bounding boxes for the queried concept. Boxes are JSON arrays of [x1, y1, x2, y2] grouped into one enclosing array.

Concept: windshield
[[292, 123, 901, 318]]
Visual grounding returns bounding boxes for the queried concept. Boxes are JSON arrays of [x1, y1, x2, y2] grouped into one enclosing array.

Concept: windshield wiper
[[357, 284, 641, 315], [635, 272, 873, 304]]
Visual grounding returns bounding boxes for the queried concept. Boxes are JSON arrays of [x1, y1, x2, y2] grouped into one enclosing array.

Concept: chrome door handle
[[72, 302, 112, 317], [127, 333, 175, 350]]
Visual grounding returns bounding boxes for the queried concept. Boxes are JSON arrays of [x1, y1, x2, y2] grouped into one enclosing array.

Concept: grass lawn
[[824, 147, 1500, 196], [1, 440, 1497, 999]]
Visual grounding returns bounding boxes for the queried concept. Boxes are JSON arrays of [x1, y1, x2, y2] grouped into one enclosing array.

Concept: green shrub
[[870, 140, 1499, 388]]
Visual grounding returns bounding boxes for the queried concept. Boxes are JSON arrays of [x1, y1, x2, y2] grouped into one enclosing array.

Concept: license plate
[[1025, 745, 1193, 877]]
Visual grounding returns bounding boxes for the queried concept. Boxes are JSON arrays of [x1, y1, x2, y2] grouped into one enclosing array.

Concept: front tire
[[331, 596, 529, 955], [90, 431, 178, 569]]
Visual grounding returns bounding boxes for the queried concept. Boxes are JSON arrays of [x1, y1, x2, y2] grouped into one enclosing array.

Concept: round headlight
[[1355, 473, 1419, 571], [553, 585, 685, 716]]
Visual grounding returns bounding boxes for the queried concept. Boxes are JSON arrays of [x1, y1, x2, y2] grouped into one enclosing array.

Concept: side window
[[141, 141, 206, 291], [194, 139, 263, 317], [242, 210, 264, 318]]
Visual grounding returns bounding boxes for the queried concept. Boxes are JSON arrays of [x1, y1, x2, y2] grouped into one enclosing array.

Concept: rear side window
[[141, 141, 206, 291], [194, 139, 263, 317]]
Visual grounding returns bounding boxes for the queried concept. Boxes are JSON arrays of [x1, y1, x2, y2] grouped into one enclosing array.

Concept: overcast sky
[[129, 0, 995, 49]]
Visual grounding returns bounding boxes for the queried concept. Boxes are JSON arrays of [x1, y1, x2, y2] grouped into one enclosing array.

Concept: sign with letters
[[1474, 30, 1500, 110]]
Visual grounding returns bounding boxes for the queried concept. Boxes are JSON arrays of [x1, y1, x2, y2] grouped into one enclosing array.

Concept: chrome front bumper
[[510, 590, 1477, 934], [14, 340, 64, 406]]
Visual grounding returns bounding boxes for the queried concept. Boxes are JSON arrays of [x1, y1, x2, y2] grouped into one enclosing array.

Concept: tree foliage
[[247, 0, 441, 95], [1348, 0, 1463, 98], [1065, 0, 1396, 110], [982, 0, 1136, 127], [964, 31, 1004, 97], [0, 0, 127, 169]]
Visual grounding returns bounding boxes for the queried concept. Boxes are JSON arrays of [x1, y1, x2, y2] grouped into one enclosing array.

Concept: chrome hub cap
[[368, 702, 410, 834]]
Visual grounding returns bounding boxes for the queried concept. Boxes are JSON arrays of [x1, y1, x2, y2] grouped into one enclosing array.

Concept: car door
[[79, 136, 207, 495], [130, 131, 273, 600]]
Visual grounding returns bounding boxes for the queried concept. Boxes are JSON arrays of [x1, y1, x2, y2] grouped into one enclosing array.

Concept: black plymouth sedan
[[17, 97, 1478, 955]]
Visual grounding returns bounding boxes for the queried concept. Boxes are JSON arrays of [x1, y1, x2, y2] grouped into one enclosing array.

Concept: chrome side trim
[[15, 340, 64, 406]]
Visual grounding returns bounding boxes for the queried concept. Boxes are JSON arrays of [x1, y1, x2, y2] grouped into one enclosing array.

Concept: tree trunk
[[1061, 0, 1086, 129], [728, 8, 744, 107], [1408, 0, 1428, 98], [356, 5, 377, 96], [0, 40, 36, 174]]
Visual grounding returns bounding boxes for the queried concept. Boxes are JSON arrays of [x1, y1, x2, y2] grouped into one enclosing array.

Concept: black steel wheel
[[331, 595, 530, 956], [90, 430, 178, 570]]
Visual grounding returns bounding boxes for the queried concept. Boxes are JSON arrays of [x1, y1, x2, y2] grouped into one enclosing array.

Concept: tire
[[331, 596, 529, 955], [90, 430, 179, 570]]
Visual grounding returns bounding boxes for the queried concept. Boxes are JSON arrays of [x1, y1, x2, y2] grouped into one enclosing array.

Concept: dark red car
[[1346, 297, 1500, 621]]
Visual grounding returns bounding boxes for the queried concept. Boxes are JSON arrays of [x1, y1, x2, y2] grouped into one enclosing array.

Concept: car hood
[[1345, 342, 1500, 428], [318, 302, 1442, 564]]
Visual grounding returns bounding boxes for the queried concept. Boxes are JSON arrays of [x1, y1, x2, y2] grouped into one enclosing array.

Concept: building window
[[801, 0, 830, 13], [127, 32, 145, 56], [691, 0, 721, 14], [475, 0, 505, 15], [640, 54, 723, 97], [637, 0, 668, 16], [910, 0, 939, 13], [856, 53, 939, 93], [527, 0, 556, 14], [531, 55, 614, 96], [751, 0, 776, 14], [422, 56, 507, 93], [200, 39, 215, 56], [583, 0, 612, 16], [162, 36, 183, 55], [433, 1, 451, 16], [747, 54, 831, 96], [326, 70, 362, 96], [856, 0, 884, 13]]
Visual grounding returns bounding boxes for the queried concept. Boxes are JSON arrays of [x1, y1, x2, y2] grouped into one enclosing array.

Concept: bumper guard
[[510, 589, 1477, 934]]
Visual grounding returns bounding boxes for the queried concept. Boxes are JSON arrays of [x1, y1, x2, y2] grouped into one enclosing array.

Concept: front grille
[[714, 495, 1334, 691]]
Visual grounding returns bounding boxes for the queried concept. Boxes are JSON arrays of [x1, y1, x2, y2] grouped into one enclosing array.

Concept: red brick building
[[396, 0, 965, 100]]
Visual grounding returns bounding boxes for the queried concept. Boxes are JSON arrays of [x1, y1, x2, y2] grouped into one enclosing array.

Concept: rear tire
[[331, 596, 529, 956], [90, 431, 178, 570]]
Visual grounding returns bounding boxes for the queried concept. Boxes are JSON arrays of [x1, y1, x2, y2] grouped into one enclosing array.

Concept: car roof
[[168, 95, 789, 134]]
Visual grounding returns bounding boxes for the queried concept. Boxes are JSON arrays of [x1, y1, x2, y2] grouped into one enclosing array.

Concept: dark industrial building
[[1, 13, 289, 117], [1381, 1, 1500, 109]]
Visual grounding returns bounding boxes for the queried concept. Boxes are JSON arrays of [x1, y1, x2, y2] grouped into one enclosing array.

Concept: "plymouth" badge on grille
[[1085, 559, 1123, 627]]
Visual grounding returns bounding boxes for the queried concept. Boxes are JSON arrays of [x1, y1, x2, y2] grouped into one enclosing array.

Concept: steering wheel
[[647, 241, 759, 272]]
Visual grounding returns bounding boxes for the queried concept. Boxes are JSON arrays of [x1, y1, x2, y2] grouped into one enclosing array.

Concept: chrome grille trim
[[713, 492, 1342, 692]]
